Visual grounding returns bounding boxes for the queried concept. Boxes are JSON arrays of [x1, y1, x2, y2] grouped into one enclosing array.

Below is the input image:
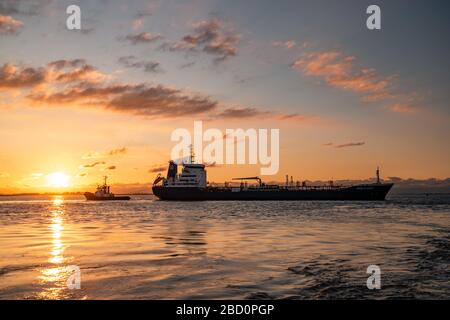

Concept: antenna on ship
[[376, 167, 380, 184], [189, 144, 195, 164]]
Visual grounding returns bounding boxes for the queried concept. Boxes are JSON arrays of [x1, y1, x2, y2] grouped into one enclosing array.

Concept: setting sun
[[46, 172, 71, 188]]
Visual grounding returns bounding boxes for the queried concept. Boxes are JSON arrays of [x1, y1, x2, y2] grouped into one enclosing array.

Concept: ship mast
[[376, 167, 380, 184], [189, 144, 195, 164]]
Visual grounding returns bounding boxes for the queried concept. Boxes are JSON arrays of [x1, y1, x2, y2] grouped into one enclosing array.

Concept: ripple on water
[[0, 193, 449, 299]]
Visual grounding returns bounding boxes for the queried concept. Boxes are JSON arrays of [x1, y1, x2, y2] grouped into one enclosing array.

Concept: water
[[0, 193, 449, 299]]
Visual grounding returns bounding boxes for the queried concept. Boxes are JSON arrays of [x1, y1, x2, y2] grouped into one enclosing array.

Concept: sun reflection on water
[[37, 196, 70, 299]]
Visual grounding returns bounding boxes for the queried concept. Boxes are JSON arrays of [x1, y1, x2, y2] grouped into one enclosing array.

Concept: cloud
[[83, 147, 127, 159], [275, 113, 310, 121], [0, 0, 51, 15], [132, 18, 144, 30], [106, 147, 127, 156], [48, 59, 87, 70], [148, 165, 166, 173], [0, 63, 45, 88], [0, 172, 10, 178], [291, 50, 419, 113], [81, 161, 105, 168], [118, 56, 163, 73], [0, 59, 106, 90], [78, 173, 87, 177], [162, 18, 240, 63], [2, 59, 314, 122], [106, 166, 116, 170], [273, 40, 296, 49], [335, 142, 365, 148], [28, 83, 219, 118], [179, 61, 196, 69], [124, 32, 163, 45], [47, 59, 106, 83], [292, 51, 391, 98], [0, 15, 23, 34], [215, 107, 311, 122], [323, 141, 365, 148], [0, 59, 215, 118], [217, 107, 271, 119], [388, 103, 417, 114]]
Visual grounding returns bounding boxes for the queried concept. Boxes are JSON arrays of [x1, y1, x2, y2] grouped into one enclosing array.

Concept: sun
[[46, 172, 71, 188]]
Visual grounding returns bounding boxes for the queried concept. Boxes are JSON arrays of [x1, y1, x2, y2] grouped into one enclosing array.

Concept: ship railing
[[207, 183, 347, 191]]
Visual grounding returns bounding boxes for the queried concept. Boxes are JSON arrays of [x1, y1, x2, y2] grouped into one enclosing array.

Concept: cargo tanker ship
[[152, 155, 393, 201]]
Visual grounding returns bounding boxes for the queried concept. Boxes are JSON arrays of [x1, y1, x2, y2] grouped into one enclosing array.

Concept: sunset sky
[[1, 0, 449, 193]]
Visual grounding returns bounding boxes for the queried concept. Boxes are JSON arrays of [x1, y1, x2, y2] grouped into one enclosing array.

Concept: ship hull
[[152, 183, 394, 201], [84, 192, 130, 201]]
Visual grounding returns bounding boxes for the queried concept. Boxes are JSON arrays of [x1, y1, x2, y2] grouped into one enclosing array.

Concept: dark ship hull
[[84, 192, 130, 201], [152, 183, 394, 201]]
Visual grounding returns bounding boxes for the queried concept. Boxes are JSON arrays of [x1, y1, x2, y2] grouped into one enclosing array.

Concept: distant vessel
[[152, 152, 393, 201], [84, 176, 130, 201]]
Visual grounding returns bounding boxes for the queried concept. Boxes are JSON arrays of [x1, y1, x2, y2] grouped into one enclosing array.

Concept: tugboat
[[84, 176, 130, 201], [152, 151, 394, 201]]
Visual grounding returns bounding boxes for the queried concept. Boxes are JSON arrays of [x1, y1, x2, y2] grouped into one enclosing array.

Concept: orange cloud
[[83, 147, 128, 159], [292, 51, 391, 100], [291, 50, 419, 113], [1, 60, 313, 122], [81, 161, 105, 168], [388, 103, 417, 114], [0, 59, 106, 90], [46, 59, 107, 83], [0, 63, 45, 88], [0, 15, 23, 35]]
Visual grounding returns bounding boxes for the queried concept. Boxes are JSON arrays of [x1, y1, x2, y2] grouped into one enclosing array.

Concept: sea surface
[[0, 192, 449, 300]]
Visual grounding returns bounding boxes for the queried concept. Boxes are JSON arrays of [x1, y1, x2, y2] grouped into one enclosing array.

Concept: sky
[[0, 0, 449, 193]]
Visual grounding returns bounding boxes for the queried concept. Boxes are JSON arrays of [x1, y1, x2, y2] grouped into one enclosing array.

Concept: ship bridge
[[163, 161, 207, 188]]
